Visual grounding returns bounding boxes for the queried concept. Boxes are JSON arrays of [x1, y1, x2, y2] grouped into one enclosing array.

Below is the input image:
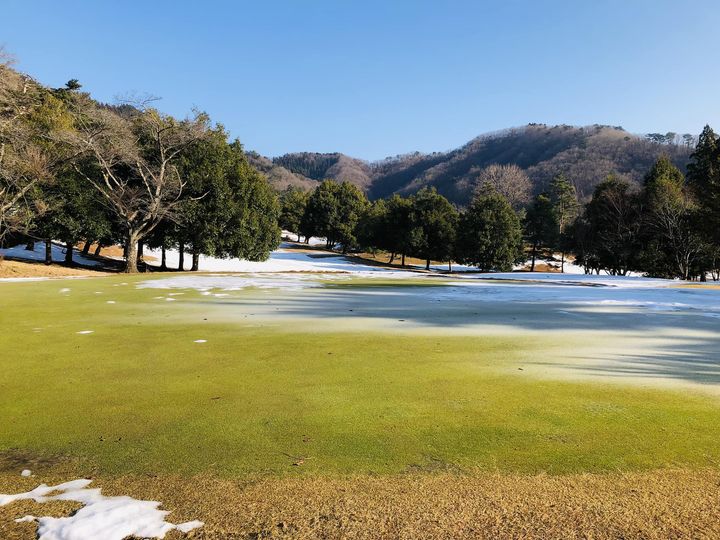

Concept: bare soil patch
[[2, 469, 718, 539], [0, 259, 108, 278]]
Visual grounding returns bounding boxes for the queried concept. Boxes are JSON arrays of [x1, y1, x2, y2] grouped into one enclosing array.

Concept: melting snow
[[0, 242, 104, 267], [0, 479, 202, 540], [76, 330, 94, 335], [20, 470, 31, 477]]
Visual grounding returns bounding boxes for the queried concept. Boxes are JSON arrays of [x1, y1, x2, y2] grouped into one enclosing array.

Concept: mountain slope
[[251, 124, 694, 204]]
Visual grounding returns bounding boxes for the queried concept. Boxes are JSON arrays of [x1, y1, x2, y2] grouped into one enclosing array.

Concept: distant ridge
[[250, 124, 693, 204]]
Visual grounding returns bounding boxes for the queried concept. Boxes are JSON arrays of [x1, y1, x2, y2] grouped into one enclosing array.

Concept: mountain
[[251, 124, 694, 204], [272, 152, 374, 190]]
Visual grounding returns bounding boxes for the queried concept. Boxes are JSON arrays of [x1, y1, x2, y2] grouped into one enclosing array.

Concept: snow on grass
[[0, 479, 202, 540], [143, 243, 396, 273], [76, 330, 94, 335], [20, 470, 31, 477], [0, 242, 104, 267], [194, 339, 207, 343], [458, 272, 677, 288]]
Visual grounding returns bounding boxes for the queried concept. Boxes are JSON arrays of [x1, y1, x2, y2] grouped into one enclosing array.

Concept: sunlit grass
[[1, 275, 719, 477]]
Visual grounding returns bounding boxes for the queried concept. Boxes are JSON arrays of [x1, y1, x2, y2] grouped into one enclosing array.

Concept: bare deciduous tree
[[474, 164, 532, 210], [0, 52, 73, 243], [69, 98, 209, 272]]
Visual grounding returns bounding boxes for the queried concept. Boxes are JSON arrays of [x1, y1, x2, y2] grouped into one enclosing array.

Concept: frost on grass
[[0, 479, 203, 540]]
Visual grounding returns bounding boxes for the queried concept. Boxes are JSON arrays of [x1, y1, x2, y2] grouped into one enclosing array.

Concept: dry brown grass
[[0, 259, 108, 278], [2, 469, 719, 539]]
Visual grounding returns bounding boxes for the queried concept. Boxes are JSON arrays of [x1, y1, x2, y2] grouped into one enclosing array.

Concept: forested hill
[[253, 124, 693, 205]]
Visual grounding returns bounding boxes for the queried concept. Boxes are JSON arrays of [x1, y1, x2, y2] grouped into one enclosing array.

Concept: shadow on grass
[[193, 282, 720, 386]]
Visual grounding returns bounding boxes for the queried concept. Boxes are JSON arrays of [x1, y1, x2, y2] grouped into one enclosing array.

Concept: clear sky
[[2, 0, 718, 160]]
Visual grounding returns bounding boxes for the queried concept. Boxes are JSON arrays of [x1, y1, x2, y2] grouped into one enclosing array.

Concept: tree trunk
[[25, 240, 34, 251], [426, 258, 430, 271], [125, 232, 139, 273], [123, 243, 128, 259], [178, 242, 185, 271], [94, 244, 102, 256], [160, 244, 167, 270], [560, 251, 565, 273], [448, 260, 452, 272], [44, 239, 52, 265], [530, 244, 537, 272], [388, 252, 395, 264], [82, 241, 91, 256], [191, 249, 200, 272], [64, 241, 73, 264], [401, 253, 406, 267], [297, 233, 301, 242]]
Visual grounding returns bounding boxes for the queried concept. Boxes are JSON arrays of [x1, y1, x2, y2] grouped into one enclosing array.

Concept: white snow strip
[[76, 330, 94, 335], [142, 243, 398, 274], [1, 479, 203, 540], [20, 470, 31, 477], [106, 301, 116, 304], [0, 242, 104, 267], [194, 339, 207, 343]]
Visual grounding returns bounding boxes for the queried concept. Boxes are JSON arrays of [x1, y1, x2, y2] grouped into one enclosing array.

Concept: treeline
[[280, 129, 720, 281], [0, 56, 280, 272]]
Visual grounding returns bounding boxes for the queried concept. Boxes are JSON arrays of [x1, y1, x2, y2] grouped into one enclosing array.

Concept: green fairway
[[1, 274, 720, 478]]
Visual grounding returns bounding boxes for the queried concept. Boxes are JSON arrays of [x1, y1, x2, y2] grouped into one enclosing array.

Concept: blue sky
[[2, 0, 718, 160]]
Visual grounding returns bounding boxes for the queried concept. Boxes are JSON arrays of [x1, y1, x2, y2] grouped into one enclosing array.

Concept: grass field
[[1, 273, 720, 537]]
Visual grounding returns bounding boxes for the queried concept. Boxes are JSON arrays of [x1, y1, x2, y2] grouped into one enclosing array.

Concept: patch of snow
[[59, 288, 71, 294], [0, 242, 104, 267], [459, 272, 677, 289], [194, 339, 207, 343], [20, 470, 31, 477], [106, 301, 116, 304], [76, 330, 94, 335], [0, 479, 203, 540], [142, 244, 397, 274]]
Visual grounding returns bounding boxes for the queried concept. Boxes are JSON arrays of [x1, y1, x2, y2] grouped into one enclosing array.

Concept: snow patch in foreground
[[0, 479, 202, 540]]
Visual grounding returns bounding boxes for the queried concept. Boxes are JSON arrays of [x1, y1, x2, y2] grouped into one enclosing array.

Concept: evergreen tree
[[574, 176, 641, 275], [211, 141, 281, 263], [408, 187, 458, 270], [279, 187, 309, 241], [686, 125, 720, 278], [639, 156, 704, 280], [549, 174, 579, 272], [300, 180, 367, 251], [455, 188, 523, 272], [355, 199, 388, 256], [384, 195, 414, 266], [524, 193, 558, 271]]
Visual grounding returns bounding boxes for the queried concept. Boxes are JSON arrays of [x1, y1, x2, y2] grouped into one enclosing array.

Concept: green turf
[[1, 274, 719, 477]]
